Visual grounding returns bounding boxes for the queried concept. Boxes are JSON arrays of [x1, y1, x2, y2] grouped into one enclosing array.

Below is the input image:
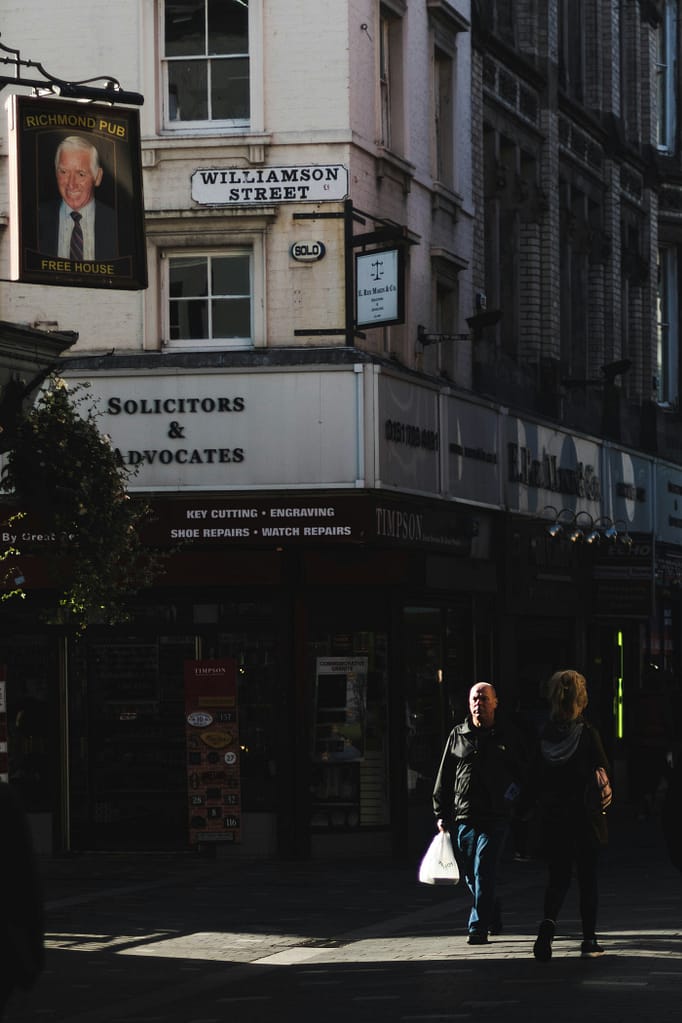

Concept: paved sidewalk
[[5, 806, 682, 1022]]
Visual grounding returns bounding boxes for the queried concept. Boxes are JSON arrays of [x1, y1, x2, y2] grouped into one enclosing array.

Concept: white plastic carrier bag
[[418, 831, 460, 885]]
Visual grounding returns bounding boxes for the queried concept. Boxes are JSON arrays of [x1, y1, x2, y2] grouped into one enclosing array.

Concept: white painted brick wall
[[0, 0, 475, 382]]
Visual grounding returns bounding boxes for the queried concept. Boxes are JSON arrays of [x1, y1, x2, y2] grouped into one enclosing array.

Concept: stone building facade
[[0, 1, 680, 858]]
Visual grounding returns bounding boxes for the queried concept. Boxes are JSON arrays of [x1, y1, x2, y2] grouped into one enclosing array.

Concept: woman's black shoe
[[533, 918, 555, 961]]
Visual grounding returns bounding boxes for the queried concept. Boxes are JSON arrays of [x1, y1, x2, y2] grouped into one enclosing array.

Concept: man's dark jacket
[[432, 714, 528, 829]]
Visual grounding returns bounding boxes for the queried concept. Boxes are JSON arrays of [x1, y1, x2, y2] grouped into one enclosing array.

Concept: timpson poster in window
[[7, 95, 147, 290], [184, 659, 241, 845], [313, 657, 368, 762]]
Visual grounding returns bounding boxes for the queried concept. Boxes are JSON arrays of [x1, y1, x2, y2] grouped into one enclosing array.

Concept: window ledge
[[431, 246, 469, 273], [145, 208, 277, 251], [431, 182, 463, 219], [376, 149, 416, 194], [426, 0, 470, 33], [142, 133, 271, 166], [163, 341, 254, 353]]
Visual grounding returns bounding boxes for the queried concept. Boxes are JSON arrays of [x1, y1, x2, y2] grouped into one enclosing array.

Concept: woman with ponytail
[[532, 669, 611, 961]]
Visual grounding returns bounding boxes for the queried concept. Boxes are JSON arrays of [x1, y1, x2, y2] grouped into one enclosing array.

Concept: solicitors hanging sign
[[356, 247, 404, 328], [191, 164, 349, 206]]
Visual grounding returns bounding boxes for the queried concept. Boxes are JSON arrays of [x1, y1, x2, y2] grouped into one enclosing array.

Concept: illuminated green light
[[616, 630, 624, 739]]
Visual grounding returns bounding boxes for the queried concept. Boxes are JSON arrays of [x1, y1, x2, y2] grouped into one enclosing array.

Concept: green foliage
[[1, 377, 163, 628], [0, 511, 27, 604]]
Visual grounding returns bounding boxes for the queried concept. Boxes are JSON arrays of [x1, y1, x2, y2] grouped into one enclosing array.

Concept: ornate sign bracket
[[0, 36, 143, 106]]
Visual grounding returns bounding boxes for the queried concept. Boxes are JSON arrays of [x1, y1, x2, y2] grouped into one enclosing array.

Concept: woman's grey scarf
[[541, 720, 584, 764]]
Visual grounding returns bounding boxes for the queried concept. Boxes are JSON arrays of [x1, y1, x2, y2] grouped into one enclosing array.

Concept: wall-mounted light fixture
[[541, 508, 633, 547], [613, 519, 634, 547], [584, 522, 602, 544], [417, 324, 470, 347], [592, 516, 617, 541], [541, 506, 574, 538], [568, 510, 595, 543]]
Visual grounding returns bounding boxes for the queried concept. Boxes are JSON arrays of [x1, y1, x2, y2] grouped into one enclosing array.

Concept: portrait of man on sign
[[38, 134, 118, 261], [9, 95, 147, 290]]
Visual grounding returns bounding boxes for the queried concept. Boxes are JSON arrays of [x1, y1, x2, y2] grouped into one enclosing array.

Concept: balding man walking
[[433, 682, 528, 945]]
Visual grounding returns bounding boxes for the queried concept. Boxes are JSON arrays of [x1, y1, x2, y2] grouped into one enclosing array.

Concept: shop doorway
[[306, 619, 391, 857], [402, 604, 474, 859]]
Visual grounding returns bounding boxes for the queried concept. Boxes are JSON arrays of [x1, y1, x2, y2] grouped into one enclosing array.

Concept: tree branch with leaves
[[1, 376, 163, 629]]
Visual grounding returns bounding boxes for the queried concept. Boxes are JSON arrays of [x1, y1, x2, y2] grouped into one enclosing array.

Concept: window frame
[[657, 246, 680, 408], [427, 0, 468, 193], [166, 250, 253, 349], [433, 43, 455, 189], [657, 0, 678, 154], [478, 0, 516, 45], [378, 2, 405, 155], [433, 253, 462, 381], [559, 180, 593, 379], [558, 0, 585, 103], [158, 236, 266, 352], [146, 211, 271, 353], [160, 0, 253, 132]]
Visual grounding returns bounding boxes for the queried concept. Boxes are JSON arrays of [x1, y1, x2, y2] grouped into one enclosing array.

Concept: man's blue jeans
[[456, 822, 507, 935]]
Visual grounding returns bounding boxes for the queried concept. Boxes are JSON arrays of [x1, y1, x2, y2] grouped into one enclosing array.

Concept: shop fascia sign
[[656, 465, 682, 543], [191, 164, 349, 206], [140, 494, 480, 555], [507, 440, 601, 501], [65, 369, 362, 491]]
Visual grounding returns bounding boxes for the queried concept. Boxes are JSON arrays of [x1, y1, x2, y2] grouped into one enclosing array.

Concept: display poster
[[313, 657, 368, 762], [184, 659, 241, 845]]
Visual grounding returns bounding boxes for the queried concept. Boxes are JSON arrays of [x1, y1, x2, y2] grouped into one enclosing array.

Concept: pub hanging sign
[[8, 95, 147, 290]]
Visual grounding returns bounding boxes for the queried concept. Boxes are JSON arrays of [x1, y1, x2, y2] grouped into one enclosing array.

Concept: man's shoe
[[533, 918, 555, 962], [580, 939, 605, 958], [467, 932, 489, 945], [489, 899, 503, 935]]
